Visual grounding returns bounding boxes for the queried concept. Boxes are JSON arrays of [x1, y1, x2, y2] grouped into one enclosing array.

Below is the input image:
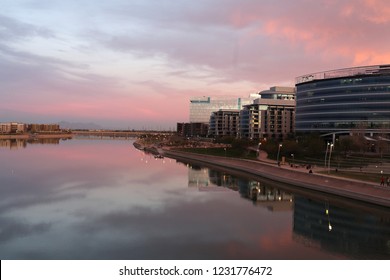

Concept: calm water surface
[[0, 138, 389, 259]]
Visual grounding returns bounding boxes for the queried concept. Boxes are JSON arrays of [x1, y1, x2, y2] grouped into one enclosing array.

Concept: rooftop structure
[[296, 64, 390, 85], [257, 86, 295, 100]]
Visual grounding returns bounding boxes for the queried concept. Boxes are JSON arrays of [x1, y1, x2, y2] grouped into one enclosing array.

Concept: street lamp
[[277, 144, 282, 166], [291, 153, 295, 167], [257, 142, 262, 157], [324, 142, 330, 168], [328, 143, 334, 173]]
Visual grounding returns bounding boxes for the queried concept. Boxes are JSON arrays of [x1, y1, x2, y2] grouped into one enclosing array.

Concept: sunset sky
[[2, 0, 390, 129]]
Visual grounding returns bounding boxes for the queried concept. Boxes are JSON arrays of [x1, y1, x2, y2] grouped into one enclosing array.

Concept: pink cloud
[[3, 0, 390, 128], [254, 0, 390, 70], [362, 0, 390, 23]]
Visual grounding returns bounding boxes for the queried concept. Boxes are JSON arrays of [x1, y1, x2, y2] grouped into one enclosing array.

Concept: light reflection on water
[[0, 139, 389, 259]]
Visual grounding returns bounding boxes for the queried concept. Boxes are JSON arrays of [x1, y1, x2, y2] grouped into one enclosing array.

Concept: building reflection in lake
[[187, 164, 293, 211], [0, 138, 62, 149], [0, 139, 27, 149], [185, 163, 390, 259], [293, 196, 390, 259]]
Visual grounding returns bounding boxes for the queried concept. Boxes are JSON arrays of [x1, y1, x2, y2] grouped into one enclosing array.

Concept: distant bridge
[[72, 130, 174, 138]]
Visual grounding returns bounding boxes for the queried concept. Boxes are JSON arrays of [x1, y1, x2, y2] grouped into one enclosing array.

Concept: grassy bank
[[172, 146, 386, 184], [318, 170, 385, 184], [173, 147, 257, 159]]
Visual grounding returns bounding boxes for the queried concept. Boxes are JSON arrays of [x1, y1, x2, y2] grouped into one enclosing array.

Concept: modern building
[[189, 95, 258, 124], [295, 64, 390, 136], [0, 122, 61, 134], [239, 87, 296, 140], [208, 109, 240, 138], [28, 123, 60, 132]]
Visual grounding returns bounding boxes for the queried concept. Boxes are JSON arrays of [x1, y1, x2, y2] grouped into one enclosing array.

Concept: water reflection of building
[[238, 180, 293, 211], [28, 138, 61, 145], [0, 138, 61, 149], [0, 139, 27, 149], [184, 161, 389, 257], [187, 164, 293, 211], [208, 170, 239, 190], [187, 166, 237, 192], [293, 196, 390, 259], [0, 122, 61, 133], [188, 165, 210, 188]]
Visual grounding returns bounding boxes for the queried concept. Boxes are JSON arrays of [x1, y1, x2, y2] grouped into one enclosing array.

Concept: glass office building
[[189, 95, 258, 123], [295, 64, 390, 134]]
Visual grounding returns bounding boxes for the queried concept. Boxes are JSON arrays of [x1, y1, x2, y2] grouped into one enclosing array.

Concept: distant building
[[0, 123, 12, 133], [189, 95, 258, 124], [28, 123, 60, 132], [239, 87, 296, 140], [208, 109, 240, 138], [0, 122, 26, 133], [0, 122, 61, 134]]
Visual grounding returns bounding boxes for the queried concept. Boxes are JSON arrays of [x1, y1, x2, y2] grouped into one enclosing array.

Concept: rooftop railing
[[295, 64, 390, 84]]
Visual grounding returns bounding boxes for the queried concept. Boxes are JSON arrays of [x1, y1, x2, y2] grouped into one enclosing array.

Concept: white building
[[239, 87, 296, 140], [189, 95, 258, 123]]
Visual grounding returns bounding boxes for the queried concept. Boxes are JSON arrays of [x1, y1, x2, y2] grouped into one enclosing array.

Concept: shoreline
[[160, 148, 390, 208]]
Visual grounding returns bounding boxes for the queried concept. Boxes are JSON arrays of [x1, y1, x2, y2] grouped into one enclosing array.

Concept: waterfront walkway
[[162, 149, 390, 208]]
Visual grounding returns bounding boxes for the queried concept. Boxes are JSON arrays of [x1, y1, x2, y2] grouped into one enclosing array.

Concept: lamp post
[[257, 142, 262, 158], [324, 142, 330, 169], [328, 143, 334, 173], [291, 153, 295, 167], [277, 144, 282, 166]]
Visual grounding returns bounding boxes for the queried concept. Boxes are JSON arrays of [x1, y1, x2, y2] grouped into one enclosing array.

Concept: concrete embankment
[[162, 149, 390, 208]]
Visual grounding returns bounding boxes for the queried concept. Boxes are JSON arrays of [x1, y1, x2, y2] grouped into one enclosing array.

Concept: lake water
[[0, 138, 389, 260]]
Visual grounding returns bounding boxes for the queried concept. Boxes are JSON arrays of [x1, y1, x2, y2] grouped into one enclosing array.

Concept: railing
[[296, 64, 390, 84]]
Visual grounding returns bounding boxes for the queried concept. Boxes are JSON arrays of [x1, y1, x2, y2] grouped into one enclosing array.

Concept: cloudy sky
[[1, 0, 390, 129]]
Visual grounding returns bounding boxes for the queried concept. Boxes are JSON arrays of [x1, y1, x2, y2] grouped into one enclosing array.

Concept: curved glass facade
[[295, 65, 390, 133]]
